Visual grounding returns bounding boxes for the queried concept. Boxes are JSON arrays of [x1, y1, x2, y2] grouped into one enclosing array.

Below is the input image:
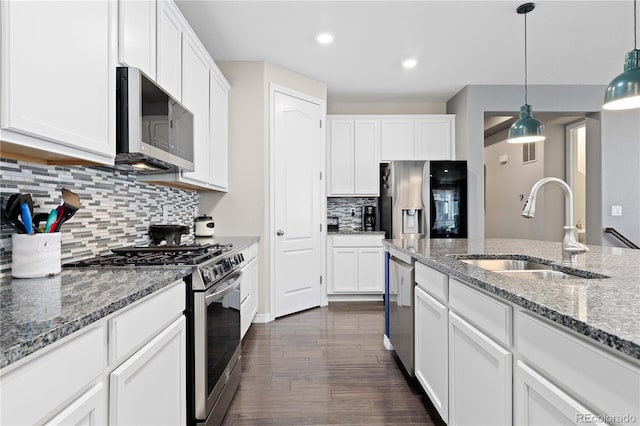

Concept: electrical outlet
[[162, 205, 169, 221], [611, 205, 622, 217]]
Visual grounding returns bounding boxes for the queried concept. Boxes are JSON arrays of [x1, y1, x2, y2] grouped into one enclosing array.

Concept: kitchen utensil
[[1, 205, 26, 233], [44, 209, 58, 233], [49, 205, 65, 233], [55, 188, 80, 231], [32, 213, 49, 231], [194, 215, 215, 237], [149, 224, 189, 245], [20, 203, 33, 234], [5, 193, 22, 223]]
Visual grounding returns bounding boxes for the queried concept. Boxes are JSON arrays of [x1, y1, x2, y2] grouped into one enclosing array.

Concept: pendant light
[[603, 0, 640, 110], [508, 3, 546, 144]]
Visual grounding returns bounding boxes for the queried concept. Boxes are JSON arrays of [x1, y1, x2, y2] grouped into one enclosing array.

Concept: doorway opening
[[566, 121, 587, 243], [483, 113, 587, 242]]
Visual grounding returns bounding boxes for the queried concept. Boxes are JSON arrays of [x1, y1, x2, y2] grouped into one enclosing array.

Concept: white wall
[[447, 85, 640, 247], [328, 101, 445, 114], [200, 61, 326, 318]]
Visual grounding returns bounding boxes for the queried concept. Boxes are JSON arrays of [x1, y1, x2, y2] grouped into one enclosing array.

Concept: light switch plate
[[611, 205, 622, 216]]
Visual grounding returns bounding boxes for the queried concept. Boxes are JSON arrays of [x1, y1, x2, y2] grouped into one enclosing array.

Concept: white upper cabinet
[[380, 119, 414, 160], [327, 117, 379, 196], [209, 70, 230, 191], [156, 0, 182, 100], [118, 0, 156, 79], [0, 0, 115, 164], [380, 115, 455, 161], [415, 116, 455, 160], [180, 34, 211, 185]]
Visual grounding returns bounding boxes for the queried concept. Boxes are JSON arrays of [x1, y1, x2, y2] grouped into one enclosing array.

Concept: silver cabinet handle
[[277, 230, 285, 236]]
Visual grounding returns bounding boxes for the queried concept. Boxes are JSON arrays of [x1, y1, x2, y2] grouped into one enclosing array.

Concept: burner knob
[[202, 268, 213, 283]]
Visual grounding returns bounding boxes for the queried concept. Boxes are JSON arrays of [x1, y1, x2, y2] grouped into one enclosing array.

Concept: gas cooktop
[[64, 243, 233, 267]]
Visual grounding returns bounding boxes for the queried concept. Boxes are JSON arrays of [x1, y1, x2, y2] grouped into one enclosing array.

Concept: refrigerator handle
[[421, 161, 430, 214]]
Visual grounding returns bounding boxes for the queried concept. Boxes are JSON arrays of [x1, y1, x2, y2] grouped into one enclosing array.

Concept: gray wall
[[447, 85, 640, 248]]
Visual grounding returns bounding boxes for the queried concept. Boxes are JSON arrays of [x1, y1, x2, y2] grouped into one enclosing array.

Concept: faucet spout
[[521, 177, 588, 265]]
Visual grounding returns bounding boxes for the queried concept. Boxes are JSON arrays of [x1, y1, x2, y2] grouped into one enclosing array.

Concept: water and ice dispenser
[[401, 208, 423, 235]]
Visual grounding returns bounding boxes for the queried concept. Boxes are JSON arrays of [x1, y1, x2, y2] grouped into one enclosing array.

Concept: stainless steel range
[[65, 243, 245, 426]]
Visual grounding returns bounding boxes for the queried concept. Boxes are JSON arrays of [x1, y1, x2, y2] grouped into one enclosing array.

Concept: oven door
[[193, 271, 242, 421]]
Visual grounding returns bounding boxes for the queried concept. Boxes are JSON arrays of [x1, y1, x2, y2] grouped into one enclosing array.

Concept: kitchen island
[[384, 238, 639, 426]]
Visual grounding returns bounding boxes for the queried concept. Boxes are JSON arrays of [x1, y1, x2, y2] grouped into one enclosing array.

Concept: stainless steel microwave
[[115, 67, 194, 173]]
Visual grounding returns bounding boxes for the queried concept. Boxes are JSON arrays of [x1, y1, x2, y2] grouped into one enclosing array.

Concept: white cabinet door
[[328, 120, 354, 195], [357, 248, 384, 293], [515, 361, 605, 426], [180, 34, 211, 184], [118, 0, 156, 79], [46, 382, 107, 426], [156, 0, 182, 100], [209, 70, 230, 190], [380, 119, 414, 160], [415, 286, 449, 423], [331, 248, 358, 292], [240, 256, 259, 338], [353, 120, 379, 195], [1, 0, 114, 161], [415, 116, 454, 160], [449, 311, 512, 426], [109, 316, 186, 426]]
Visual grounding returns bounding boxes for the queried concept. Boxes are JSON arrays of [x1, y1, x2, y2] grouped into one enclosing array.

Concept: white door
[[273, 90, 322, 318]]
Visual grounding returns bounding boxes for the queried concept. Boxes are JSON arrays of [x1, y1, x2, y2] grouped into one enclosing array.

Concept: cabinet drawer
[[243, 242, 258, 261], [331, 235, 383, 247], [517, 311, 640, 422], [109, 280, 185, 365], [1, 325, 105, 426], [415, 262, 448, 303], [449, 279, 511, 346]]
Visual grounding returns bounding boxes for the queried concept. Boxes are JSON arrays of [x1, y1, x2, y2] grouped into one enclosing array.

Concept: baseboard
[[252, 313, 273, 323], [327, 294, 384, 302]]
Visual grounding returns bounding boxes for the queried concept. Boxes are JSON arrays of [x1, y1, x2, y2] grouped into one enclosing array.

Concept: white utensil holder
[[12, 233, 62, 278]]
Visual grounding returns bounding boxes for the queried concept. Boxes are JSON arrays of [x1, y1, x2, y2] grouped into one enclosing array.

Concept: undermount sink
[[460, 259, 552, 271], [458, 256, 608, 281]]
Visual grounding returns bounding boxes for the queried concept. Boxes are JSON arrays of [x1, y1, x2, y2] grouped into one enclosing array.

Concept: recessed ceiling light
[[402, 58, 418, 69], [316, 32, 334, 44]]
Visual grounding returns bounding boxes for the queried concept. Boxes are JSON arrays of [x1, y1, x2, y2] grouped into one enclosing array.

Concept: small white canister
[[194, 215, 215, 237], [11, 233, 62, 278]]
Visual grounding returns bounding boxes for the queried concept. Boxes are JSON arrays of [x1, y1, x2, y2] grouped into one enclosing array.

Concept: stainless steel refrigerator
[[379, 160, 467, 239]]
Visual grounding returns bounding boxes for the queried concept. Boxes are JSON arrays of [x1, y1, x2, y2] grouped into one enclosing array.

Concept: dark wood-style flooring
[[223, 302, 446, 425]]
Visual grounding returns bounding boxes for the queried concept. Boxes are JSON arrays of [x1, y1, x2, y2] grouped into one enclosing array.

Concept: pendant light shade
[[508, 3, 546, 144], [603, 0, 640, 111], [508, 105, 545, 143]]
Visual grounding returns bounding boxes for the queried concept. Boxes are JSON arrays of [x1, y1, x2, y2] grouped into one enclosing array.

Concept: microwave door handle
[[204, 273, 242, 303]]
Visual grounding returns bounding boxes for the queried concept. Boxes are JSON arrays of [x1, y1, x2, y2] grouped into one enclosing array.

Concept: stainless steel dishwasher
[[388, 253, 415, 376]]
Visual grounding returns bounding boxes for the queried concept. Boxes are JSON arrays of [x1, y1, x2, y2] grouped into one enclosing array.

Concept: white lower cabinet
[[109, 316, 186, 426], [46, 382, 107, 426], [515, 361, 604, 426], [414, 285, 449, 423], [328, 234, 384, 295], [0, 280, 186, 426], [448, 311, 512, 426], [240, 248, 259, 339]]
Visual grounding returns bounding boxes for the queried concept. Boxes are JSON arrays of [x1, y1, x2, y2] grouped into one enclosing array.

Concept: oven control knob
[[202, 268, 213, 283], [214, 264, 224, 277], [239, 253, 244, 263]]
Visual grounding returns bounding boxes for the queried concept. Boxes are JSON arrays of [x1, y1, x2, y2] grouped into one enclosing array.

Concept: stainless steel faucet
[[521, 177, 588, 265]]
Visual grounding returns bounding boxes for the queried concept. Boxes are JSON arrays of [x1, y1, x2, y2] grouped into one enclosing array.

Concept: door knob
[[276, 230, 285, 236]]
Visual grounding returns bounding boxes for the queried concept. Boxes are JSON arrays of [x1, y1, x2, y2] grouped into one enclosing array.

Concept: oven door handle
[[204, 272, 242, 303]]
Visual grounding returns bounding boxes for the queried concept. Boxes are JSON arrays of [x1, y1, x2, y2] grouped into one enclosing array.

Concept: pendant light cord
[[524, 10, 528, 105], [635, 0, 637, 50]]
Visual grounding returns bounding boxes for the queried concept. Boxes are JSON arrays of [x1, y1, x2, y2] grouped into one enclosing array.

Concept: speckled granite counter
[[383, 238, 640, 360], [0, 235, 260, 369], [0, 267, 191, 369]]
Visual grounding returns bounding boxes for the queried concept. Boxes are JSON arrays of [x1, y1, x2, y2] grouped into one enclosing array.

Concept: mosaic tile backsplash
[[0, 158, 198, 278], [327, 197, 377, 231]]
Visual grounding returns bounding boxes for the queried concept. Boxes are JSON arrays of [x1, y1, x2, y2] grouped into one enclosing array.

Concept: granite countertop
[[0, 235, 260, 369], [383, 238, 640, 360]]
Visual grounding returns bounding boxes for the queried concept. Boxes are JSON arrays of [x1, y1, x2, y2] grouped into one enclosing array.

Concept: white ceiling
[[175, 1, 631, 103]]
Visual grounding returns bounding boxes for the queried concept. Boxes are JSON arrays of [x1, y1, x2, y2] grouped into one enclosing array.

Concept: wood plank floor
[[223, 302, 446, 425]]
